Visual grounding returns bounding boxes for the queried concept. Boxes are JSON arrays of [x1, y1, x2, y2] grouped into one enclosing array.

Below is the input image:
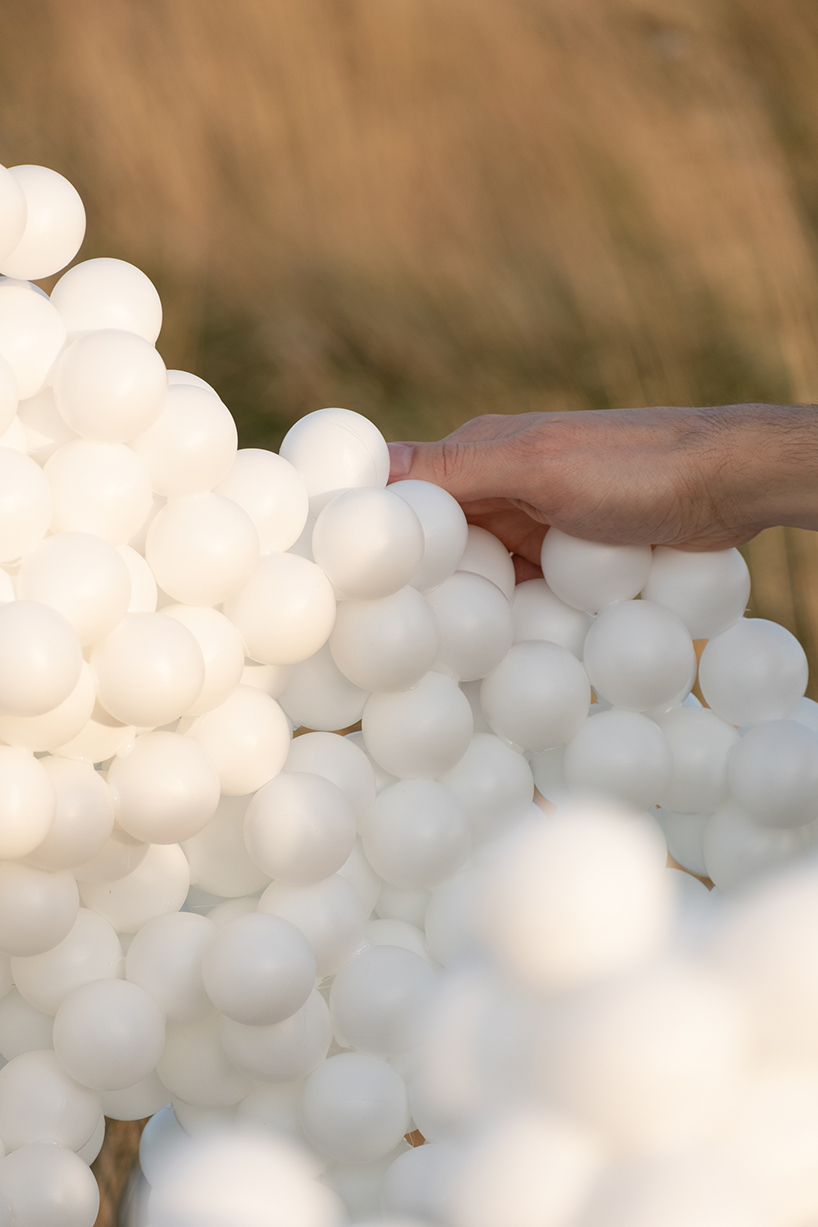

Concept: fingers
[[387, 437, 521, 503]]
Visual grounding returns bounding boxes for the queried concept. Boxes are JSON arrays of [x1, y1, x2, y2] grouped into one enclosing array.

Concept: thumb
[[387, 438, 518, 502]]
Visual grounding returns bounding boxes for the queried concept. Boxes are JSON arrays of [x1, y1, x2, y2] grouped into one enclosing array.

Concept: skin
[[387, 404, 818, 579]]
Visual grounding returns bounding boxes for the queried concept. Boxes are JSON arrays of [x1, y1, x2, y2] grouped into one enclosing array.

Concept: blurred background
[[2, 0, 818, 688]]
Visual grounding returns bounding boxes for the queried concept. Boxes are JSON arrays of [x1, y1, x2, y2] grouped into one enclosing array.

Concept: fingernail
[[387, 442, 412, 480]]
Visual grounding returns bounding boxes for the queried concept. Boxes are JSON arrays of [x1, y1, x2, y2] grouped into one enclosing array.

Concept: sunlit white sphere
[[0, 600, 82, 717], [183, 685, 291, 795], [202, 912, 315, 1025], [0, 413, 25, 452], [280, 407, 390, 515], [0, 1142, 100, 1227], [703, 800, 811, 890], [244, 771, 356, 885], [50, 257, 162, 341], [27, 756, 113, 870], [313, 487, 424, 602], [330, 944, 438, 1056], [163, 604, 245, 715], [71, 822, 147, 885], [147, 493, 259, 607], [182, 795, 270, 899], [300, 1052, 410, 1163], [583, 599, 695, 711], [427, 571, 514, 682], [363, 672, 473, 778], [727, 719, 818, 828], [643, 545, 750, 638], [439, 733, 534, 840], [51, 703, 135, 767], [511, 577, 593, 658], [131, 382, 238, 496], [0, 277, 66, 399], [655, 706, 739, 813], [330, 587, 439, 691], [0, 355, 17, 437], [564, 709, 673, 808], [108, 731, 220, 843], [225, 552, 336, 665], [0, 446, 51, 561], [578, 1153, 764, 1227], [53, 978, 164, 1091], [53, 329, 166, 442], [0, 660, 95, 752], [700, 617, 809, 726], [17, 384, 76, 463], [221, 988, 332, 1082], [241, 660, 292, 700], [480, 641, 589, 751], [167, 369, 218, 393], [157, 1013, 252, 1108], [540, 528, 652, 613], [92, 612, 205, 726], [79, 841, 190, 933], [11, 908, 121, 1016], [0, 166, 26, 262], [0, 861, 79, 956], [259, 874, 367, 978], [458, 525, 515, 600], [363, 780, 470, 889], [278, 643, 368, 731], [45, 439, 153, 544], [0, 165, 85, 280], [285, 731, 376, 829], [16, 531, 131, 644], [390, 479, 469, 591], [656, 808, 710, 877], [215, 448, 309, 554]]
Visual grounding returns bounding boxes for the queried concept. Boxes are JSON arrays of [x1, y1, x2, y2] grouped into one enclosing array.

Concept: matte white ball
[[541, 528, 652, 612], [363, 672, 473, 779], [424, 869, 487, 968], [53, 978, 165, 1091], [159, 1018, 252, 1111], [564, 709, 673, 809], [277, 643, 368, 731], [0, 165, 85, 280], [699, 618, 809, 727], [0, 660, 95, 752], [183, 685, 291, 795], [280, 407, 390, 514], [92, 612, 205, 727], [215, 448, 309, 554], [439, 733, 534, 840], [0, 601, 82, 716], [27, 756, 113, 871], [259, 874, 367, 978], [163, 604, 245, 715], [182, 794, 271, 898], [0, 750, 56, 860], [146, 493, 259, 607], [0, 1049, 100, 1153], [702, 800, 811, 890], [330, 587, 439, 691], [108, 731, 220, 844], [643, 545, 750, 639], [0, 862, 79, 956], [363, 780, 470, 889], [50, 257, 162, 342], [0, 166, 26, 262], [0, 277, 66, 398], [221, 988, 332, 1082], [480, 641, 589, 751], [53, 329, 166, 442], [17, 384, 75, 463], [244, 772, 357, 885], [126, 911, 216, 1024], [71, 823, 147, 885], [0, 446, 51, 561], [11, 908, 121, 1016], [390, 478, 469, 591], [45, 439, 153, 544], [131, 382, 237, 496], [100, 1071, 169, 1123], [79, 842, 190, 933], [727, 719, 818, 828], [655, 706, 740, 814], [51, 706, 135, 768], [458, 525, 515, 600], [285, 731, 376, 829], [511, 577, 593, 658], [202, 912, 316, 1025], [313, 487, 424, 600], [330, 944, 438, 1056], [16, 531, 131, 644], [583, 599, 696, 711], [427, 571, 514, 682], [0, 1143, 99, 1227], [0, 355, 18, 438], [225, 552, 336, 665], [300, 1052, 410, 1163]]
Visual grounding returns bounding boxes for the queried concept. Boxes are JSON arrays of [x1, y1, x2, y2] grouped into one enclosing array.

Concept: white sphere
[[0, 166, 26, 262], [439, 733, 534, 840], [225, 552, 336, 665], [0, 166, 85, 280], [564, 709, 673, 809], [27, 757, 113, 870], [92, 612, 205, 727], [300, 1052, 410, 1163], [52, 329, 166, 442], [0, 600, 82, 717], [0, 413, 24, 452], [702, 800, 811, 890], [0, 990, 53, 1060], [700, 618, 809, 726], [643, 545, 750, 638], [244, 772, 357, 884], [0, 277, 66, 398], [100, 1070, 169, 1122], [17, 531, 131, 644], [17, 384, 75, 463], [158, 1013, 252, 1108], [511, 577, 592, 657], [184, 685, 291, 795], [71, 824, 148, 885], [340, 841, 382, 912], [50, 257, 162, 341], [656, 808, 709, 878], [167, 369, 218, 392], [146, 493, 259, 606], [202, 912, 315, 1025], [727, 719, 818, 828], [280, 407, 390, 514], [367, 918, 431, 961], [363, 672, 473, 778], [390, 479, 468, 591], [0, 660, 95, 752], [375, 884, 429, 926], [330, 587, 439, 691], [583, 599, 696, 711], [221, 988, 331, 1082], [0, 355, 16, 438], [540, 528, 652, 612], [241, 660, 292, 699], [480, 641, 589, 751], [0, 1049, 100, 1153], [126, 911, 215, 1023], [139, 1103, 191, 1186], [79, 841, 190, 932], [259, 874, 367, 978], [312, 487, 424, 600], [424, 869, 487, 968], [216, 448, 309, 554], [655, 706, 739, 813], [53, 978, 164, 1091], [0, 446, 51, 561], [0, 749, 55, 859], [131, 382, 237, 496], [458, 525, 515, 600], [363, 780, 470, 889], [45, 439, 153, 544], [163, 604, 245, 715], [51, 706, 135, 767], [330, 944, 438, 1056], [278, 643, 368, 731], [286, 731, 376, 829], [11, 908, 121, 1016], [0, 862, 78, 956], [427, 571, 514, 682], [182, 794, 270, 898], [107, 731, 220, 843]]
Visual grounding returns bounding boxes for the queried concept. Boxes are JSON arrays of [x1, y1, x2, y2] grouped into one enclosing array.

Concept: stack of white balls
[[1, 161, 818, 1227]]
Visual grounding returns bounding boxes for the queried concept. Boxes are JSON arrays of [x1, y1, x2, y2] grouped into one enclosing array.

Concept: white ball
[[312, 487, 424, 600], [583, 599, 696, 711], [225, 552, 336, 665], [363, 780, 470, 889], [0, 862, 78, 956], [53, 978, 165, 1091], [0, 660, 95, 752], [655, 706, 739, 814], [699, 618, 809, 726], [126, 911, 216, 1024], [92, 612, 205, 727], [146, 494, 259, 607], [656, 809, 709, 877], [215, 448, 309, 554], [16, 384, 75, 464], [0, 413, 24, 452], [340, 841, 382, 912], [182, 795, 270, 899], [166, 369, 218, 393], [0, 990, 53, 1060], [45, 439, 153, 544], [0, 278, 66, 398], [0, 446, 51, 561], [51, 706, 135, 767], [643, 545, 750, 638], [131, 382, 238, 496], [285, 731, 376, 829], [511, 577, 593, 657], [71, 824, 148, 885], [564, 709, 673, 809], [0, 601, 82, 716], [241, 660, 292, 699], [100, 1070, 169, 1123], [163, 604, 245, 715], [11, 908, 121, 1015], [439, 733, 534, 840], [0, 166, 85, 280], [424, 869, 487, 968], [375, 884, 430, 927], [16, 531, 131, 644], [0, 354, 18, 437], [259, 874, 367, 978], [158, 1013, 252, 1109], [458, 525, 515, 600], [541, 529, 653, 613], [0, 166, 26, 262], [52, 329, 166, 442], [727, 719, 818, 828], [183, 685, 291, 795], [0, 1049, 100, 1152], [330, 944, 438, 1055], [27, 757, 113, 870], [0, 749, 56, 859], [362, 672, 473, 778], [279, 407, 390, 515], [367, 918, 432, 962], [390, 478, 468, 591], [202, 912, 316, 1025], [244, 772, 357, 884], [107, 731, 220, 843], [50, 257, 162, 342], [0, 1143, 99, 1227], [702, 800, 811, 890], [480, 641, 589, 751], [300, 1052, 410, 1163], [278, 643, 368, 731], [427, 571, 514, 682], [79, 841, 190, 932], [329, 587, 439, 691], [220, 988, 331, 1082]]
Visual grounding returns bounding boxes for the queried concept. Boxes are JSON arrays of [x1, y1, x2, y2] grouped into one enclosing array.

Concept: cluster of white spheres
[[2, 158, 818, 1227]]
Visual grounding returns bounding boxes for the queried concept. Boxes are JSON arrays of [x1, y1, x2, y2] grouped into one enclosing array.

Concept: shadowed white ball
[[699, 618, 809, 727], [363, 672, 473, 778], [583, 599, 695, 712], [215, 448, 309, 554], [390, 479, 469, 591], [480, 641, 589, 751], [312, 487, 425, 600], [541, 528, 652, 613], [329, 587, 439, 692], [643, 546, 750, 639]]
